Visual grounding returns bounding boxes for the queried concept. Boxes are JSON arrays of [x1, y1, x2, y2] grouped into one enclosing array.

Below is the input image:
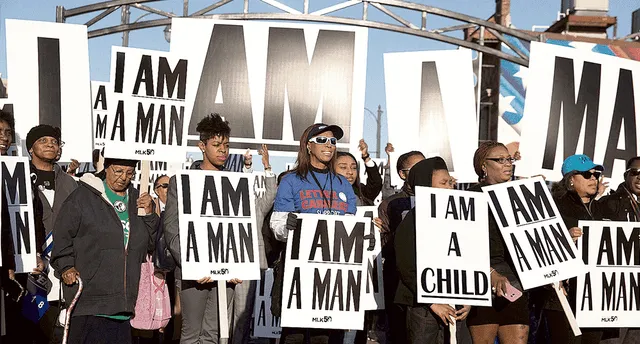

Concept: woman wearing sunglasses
[[270, 123, 357, 344], [466, 141, 529, 344], [540, 154, 605, 344]]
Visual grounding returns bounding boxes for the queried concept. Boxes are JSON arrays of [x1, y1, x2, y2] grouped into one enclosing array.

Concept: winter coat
[[51, 173, 158, 317], [598, 182, 640, 221]]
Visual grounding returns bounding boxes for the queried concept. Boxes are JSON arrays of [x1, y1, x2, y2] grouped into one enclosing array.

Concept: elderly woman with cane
[[51, 158, 158, 344]]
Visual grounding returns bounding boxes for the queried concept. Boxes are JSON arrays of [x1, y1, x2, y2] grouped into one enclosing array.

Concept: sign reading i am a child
[[415, 186, 491, 306]]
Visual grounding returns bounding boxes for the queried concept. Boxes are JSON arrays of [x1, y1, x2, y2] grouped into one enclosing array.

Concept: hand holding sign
[[569, 227, 582, 242], [430, 304, 456, 325], [137, 192, 153, 215], [456, 305, 470, 321]]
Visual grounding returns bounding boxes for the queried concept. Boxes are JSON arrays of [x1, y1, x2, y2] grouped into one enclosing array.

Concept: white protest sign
[[1, 156, 37, 272], [176, 170, 259, 280], [384, 49, 478, 186], [169, 19, 367, 157], [253, 268, 282, 338], [482, 177, 584, 289], [356, 206, 385, 310], [518, 42, 640, 187], [105, 47, 198, 162], [131, 161, 181, 197], [359, 159, 385, 205], [577, 221, 640, 327], [5, 20, 93, 162], [281, 214, 369, 330], [415, 186, 491, 306], [224, 154, 245, 172], [91, 81, 110, 150]]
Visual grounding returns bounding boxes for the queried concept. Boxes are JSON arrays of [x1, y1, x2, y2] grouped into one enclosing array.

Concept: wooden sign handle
[[137, 160, 150, 216], [218, 281, 229, 340], [553, 282, 582, 336], [449, 304, 457, 344]]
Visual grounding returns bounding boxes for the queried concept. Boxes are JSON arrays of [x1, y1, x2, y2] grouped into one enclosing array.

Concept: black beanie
[[26, 125, 61, 151], [104, 158, 139, 169]]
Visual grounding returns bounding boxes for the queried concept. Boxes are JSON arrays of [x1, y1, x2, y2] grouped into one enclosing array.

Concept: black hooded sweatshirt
[[394, 157, 448, 306]]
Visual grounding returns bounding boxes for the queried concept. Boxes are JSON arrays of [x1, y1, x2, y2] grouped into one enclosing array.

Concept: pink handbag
[[131, 255, 171, 330]]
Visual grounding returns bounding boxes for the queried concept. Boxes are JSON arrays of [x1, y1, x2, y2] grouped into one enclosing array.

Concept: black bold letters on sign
[[603, 68, 637, 177], [37, 37, 61, 129], [190, 25, 254, 139], [419, 61, 453, 170], [262, 28, 355, 143], [543, 58, 600, 169]]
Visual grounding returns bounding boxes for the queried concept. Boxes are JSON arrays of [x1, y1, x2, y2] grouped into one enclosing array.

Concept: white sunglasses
[[308, 136, 337, 146]]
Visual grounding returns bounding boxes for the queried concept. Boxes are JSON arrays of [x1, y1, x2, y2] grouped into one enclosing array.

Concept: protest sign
[[104, 47, 198, 162], [414, 186, 491, 306], [224, 154, 245, 172], [384, 49, 478, 186], [253, 269, 282, 338], [169, 19, 366, 157], [359, 159, 385, 205], [91, 81, 110, 149], [176, 170, 259, 280], [577, 221, 640, 327], [518, 42, 640, 187], [1, 156, 37, 272], [131, 160, 181, 197], [281, 214, 369, 330], [356, 206, 385, 310], [482, 177, 584, 289], [5, 20, 92, 162]]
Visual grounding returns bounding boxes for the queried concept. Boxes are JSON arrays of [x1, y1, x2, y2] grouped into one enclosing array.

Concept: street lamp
[[364, 105, 383, 158], [164, 24, 172, 43]]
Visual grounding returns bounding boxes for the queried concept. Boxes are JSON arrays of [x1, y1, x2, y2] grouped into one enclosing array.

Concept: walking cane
[[62, 277, 84, 344]]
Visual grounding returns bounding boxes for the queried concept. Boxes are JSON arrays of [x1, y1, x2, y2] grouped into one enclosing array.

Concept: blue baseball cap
[[561, 154, 604, 176]]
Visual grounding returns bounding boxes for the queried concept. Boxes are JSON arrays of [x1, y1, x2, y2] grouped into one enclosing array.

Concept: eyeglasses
[[308, 136, 337, 146], [155, 183, 169, 189], [577, 170, 601, 180], [110, 166, 135, 179], [625, 168, 640, 177], [485, 157, 516, 165]]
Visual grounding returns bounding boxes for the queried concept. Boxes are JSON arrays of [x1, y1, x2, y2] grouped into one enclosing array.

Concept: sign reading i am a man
[[176, 170, 259, 281], [281, 214, 370, 330], [482, 177, 585, 289], [576, 221, 640, 327], [105, 47, 198, 162]]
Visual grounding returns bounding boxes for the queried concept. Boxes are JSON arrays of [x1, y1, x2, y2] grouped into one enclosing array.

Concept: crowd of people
[[0, 109, 638, 344]]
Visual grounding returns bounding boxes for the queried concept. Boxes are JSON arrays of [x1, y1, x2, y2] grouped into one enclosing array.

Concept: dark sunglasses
[[625, 168, 640, 177], [308, 136, 337, 146], [577, 171, 601, 180], [155, 183, 169, 189]]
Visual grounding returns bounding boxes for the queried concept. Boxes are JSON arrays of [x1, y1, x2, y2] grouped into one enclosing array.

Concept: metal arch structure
[[55, 0, 540, 67]]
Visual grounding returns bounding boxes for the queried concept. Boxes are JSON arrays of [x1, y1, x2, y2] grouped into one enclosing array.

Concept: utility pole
[[121, 5, 130, 47], [365, 106, 383, 158]]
